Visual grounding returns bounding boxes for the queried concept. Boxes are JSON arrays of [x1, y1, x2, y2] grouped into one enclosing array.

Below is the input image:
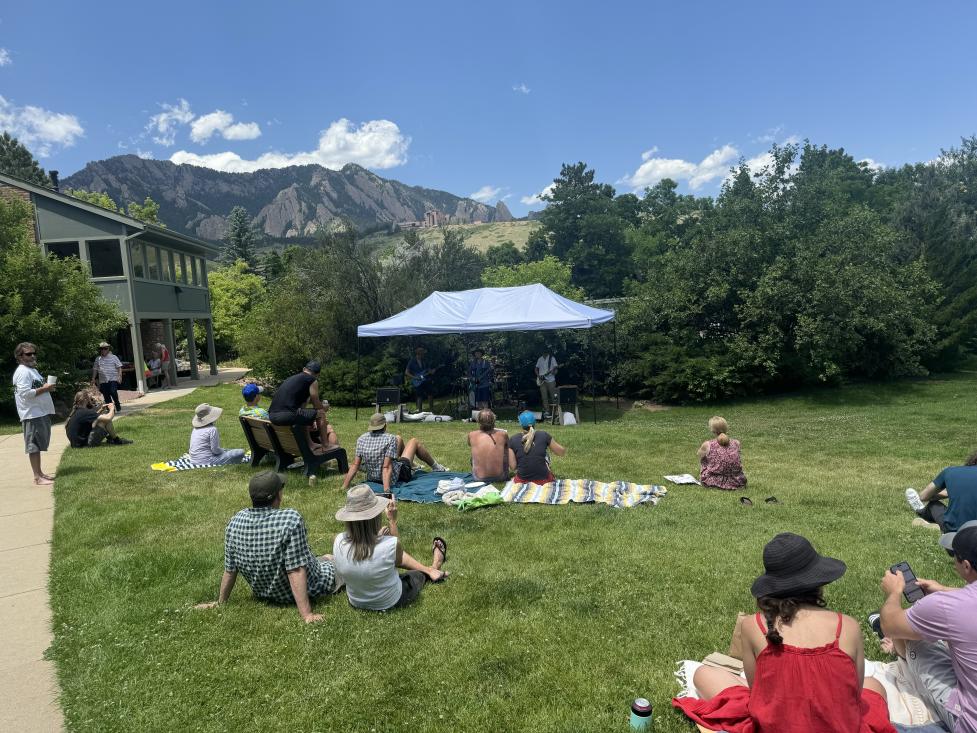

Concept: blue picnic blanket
[[366, 470, 476, 503]]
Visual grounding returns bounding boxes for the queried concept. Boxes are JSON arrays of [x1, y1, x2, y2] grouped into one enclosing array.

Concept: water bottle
[[629, 698, 652, 729]]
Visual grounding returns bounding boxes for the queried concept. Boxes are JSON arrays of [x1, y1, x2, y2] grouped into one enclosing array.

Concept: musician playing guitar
[[405, 346, 438, 412], [468, 347, 494, 410], [535, 347, 558, 419]]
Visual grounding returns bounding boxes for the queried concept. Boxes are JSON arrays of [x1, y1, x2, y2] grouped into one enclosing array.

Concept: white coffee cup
[[46, 375, 57, 385]]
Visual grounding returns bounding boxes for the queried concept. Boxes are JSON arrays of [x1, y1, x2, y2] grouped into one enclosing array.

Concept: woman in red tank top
[[673, 533, 895, 733]]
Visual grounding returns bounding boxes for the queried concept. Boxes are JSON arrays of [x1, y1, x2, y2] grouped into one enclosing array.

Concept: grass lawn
[[0, 414, 22, 434], [48, 374, 977, 732]]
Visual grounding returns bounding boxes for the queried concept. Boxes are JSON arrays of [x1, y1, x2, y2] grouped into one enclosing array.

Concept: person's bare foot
[[34, 476, 54, 486]]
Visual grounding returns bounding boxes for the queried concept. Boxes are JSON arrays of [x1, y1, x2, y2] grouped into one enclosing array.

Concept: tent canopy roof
[[357, 283, 615, 337]]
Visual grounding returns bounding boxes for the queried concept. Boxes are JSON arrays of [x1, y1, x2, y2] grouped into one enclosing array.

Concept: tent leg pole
[[613, 321, 619, 411], [590, 328, 597, 424], [355, 338, 361, 421]]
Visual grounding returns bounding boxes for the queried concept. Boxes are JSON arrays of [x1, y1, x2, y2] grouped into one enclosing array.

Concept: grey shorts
[[392, 570, 427, 609], [23, 416, 52, 454], [87, 425, 109, 447], [901, 639, 958, 730]]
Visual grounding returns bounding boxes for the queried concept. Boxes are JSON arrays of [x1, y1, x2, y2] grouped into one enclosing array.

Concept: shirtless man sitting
[[467, 409, 510, 482]]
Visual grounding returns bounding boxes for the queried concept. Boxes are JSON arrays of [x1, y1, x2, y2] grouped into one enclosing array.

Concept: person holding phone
[[674, 532, 894, 733], [332, 485, 447, 611], [879, 522, 977, 732]]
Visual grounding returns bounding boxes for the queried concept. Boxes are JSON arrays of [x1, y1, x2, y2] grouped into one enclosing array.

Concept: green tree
[[127, 197, 164, 226], [485, 239, 523, 267], [481, 255, 585, 300], [66, 189, 119, 212], [221, 206, 258, 268], [0, 133, 51, 187], [0, 196, 126, 410], [207, 260, 267, 359]]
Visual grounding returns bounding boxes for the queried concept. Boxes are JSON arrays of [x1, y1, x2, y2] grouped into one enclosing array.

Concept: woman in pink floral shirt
[[698, 416, 747, 490]]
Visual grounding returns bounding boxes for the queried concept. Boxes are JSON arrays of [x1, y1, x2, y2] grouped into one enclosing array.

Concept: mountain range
[[61, 155, 514, 241]]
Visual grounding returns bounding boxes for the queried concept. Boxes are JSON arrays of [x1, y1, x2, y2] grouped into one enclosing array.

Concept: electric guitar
[[409, 366, 440, 389]]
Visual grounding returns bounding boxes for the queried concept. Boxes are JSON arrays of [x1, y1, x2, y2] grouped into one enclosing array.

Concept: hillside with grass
[[48, 371, 977, 731], [361, 220, 540, 254]]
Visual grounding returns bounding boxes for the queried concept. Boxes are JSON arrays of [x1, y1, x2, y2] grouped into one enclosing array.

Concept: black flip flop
[[433, 536, 448, 562], [765, 496, 780, 504], [739, 497, 754, 507]]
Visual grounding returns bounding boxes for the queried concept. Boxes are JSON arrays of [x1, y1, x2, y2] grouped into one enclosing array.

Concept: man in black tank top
[[268, 361, 336, 451]]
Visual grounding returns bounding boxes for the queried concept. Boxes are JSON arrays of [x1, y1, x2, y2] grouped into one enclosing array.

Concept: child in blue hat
[[239, 383, 269, 419]]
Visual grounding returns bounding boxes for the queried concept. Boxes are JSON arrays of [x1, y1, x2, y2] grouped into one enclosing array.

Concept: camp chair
[[240, 417, 349, 479]]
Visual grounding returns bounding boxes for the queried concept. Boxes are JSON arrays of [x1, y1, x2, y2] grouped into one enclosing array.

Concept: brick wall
[[0, 184, 37, 243]]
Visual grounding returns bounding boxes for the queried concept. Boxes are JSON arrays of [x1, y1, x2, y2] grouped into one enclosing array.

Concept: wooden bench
[[239, 416, 349, 479]]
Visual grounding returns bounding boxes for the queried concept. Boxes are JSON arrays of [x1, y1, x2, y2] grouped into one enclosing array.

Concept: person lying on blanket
[[186, 403, 246, 465], [508, 410, 565, 485], [467, 409, 509, 482], [341, 413, 448, 494], [195, 471, 342, 623], [673, 532, 895, 733], [332, 484, 447, 611]]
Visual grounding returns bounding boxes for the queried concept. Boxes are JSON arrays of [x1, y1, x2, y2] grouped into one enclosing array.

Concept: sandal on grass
[[433, 536, 447, 562], [765, 496, 780, 504], [739, 496, 754, 507]]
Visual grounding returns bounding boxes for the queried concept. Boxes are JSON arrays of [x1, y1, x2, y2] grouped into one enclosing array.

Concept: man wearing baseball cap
[[238, 383, 269, 420], [195, 471, 342, 623], [268, 360, 335, 453], [341, 413, 448, 494], [880, 521, 977, 731]]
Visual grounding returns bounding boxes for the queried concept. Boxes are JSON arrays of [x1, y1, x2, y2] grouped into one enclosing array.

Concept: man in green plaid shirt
[[195, 472, 342, 623]]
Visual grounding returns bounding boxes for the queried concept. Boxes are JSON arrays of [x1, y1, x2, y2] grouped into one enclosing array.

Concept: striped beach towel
[[501, 479, 666, 508], [151, 453, 250, 472]]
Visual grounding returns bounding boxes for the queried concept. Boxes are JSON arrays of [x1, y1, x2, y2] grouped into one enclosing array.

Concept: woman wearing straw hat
[[332, 485, 447, 611], [186, 403, 246, 465], [673, 533, 895, 733]]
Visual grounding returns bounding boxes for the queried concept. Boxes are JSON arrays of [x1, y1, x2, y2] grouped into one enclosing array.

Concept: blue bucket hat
[[518, 410, 536, 429], [242, 383, 263, 401]]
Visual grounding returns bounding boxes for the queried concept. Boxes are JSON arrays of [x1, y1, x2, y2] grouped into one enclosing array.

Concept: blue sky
[[2, 1, 976, 215]]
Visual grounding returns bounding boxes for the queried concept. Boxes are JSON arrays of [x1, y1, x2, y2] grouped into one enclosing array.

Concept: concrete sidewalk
[[0, 368, 248, 732]]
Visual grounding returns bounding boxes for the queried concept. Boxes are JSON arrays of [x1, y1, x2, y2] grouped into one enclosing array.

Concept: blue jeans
[[210, 448, 246, 465]]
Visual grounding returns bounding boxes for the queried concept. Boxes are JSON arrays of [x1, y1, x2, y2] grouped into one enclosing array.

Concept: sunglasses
[[22, 351, 36, 357]]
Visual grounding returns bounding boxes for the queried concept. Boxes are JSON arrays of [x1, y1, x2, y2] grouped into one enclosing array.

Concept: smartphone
[[891, 562, 925, 604]]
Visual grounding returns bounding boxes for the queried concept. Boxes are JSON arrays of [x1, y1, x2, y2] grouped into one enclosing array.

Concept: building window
[[46, 241, 80, 260], [88, 239, 124, 278], [175, 253, 186, 284], [130, 241, 146, 278], [147, 245, 160, 279], [161, 250, 173, 281]]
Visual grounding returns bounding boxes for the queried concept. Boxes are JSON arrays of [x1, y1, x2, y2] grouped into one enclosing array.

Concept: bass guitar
[[409, 366, 440, 389]]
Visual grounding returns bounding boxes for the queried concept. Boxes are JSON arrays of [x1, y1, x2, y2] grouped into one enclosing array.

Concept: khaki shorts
[[23, 415, 52, 454]]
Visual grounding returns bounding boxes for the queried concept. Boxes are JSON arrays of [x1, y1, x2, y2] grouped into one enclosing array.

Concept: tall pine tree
[[0, 133, 52, 187], [221, 206, 258, 268]]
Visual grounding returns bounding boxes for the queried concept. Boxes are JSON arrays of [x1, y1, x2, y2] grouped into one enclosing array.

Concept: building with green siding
[[0, 171, 221, 394]]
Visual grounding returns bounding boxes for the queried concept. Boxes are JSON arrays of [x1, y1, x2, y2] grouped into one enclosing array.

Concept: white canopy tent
[[355, 284, 616, 421]]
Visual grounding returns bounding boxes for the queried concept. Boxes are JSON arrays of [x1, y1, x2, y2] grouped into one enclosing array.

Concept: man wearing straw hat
[[341, 413, 448, 494], [195, 471, 342, 623]]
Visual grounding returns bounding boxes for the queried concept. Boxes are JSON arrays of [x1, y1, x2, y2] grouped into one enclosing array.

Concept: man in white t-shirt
[[535, 348, 558, 418], [12, 342, 57, 485]]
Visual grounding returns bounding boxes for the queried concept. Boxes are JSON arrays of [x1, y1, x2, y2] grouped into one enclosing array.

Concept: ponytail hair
[[709, 416, 730, 446], [68, 388, 98, 423], [522, 425, 536, 453], [756, 589, 826, 645]]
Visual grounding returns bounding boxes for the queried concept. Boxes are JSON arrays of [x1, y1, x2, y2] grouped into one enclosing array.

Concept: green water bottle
[[629, 697, 652, 729]]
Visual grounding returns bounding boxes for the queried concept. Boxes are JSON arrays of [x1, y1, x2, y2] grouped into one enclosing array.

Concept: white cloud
[[136, 148, 154, 160], [512, 83, 531, 94], [147, 99, 193, 146], [0, 95, 83, 157], [469, 185, 503, 203], [859, 158, 884, 172], [190, 110, 261, 143], [0, 48, 11, 67], [169, 118, 410, 173], [520, 183, 555, 206], [621, 144, 739, 190], [751, 125, 784, 144]]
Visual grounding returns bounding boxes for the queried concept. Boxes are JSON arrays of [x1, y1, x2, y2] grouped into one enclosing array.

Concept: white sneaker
[[911, 517, 941, 530], [905, 488, 925, 513], [433, 463, 449, 472]]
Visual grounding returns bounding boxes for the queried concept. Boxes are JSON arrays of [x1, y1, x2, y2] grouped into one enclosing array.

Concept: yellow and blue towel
[[501, 479, 666, 508]]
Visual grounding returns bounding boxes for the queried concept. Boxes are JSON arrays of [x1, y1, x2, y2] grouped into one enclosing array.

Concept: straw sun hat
[[335, 484, 389, 522], [192, 403, 223, 428]]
